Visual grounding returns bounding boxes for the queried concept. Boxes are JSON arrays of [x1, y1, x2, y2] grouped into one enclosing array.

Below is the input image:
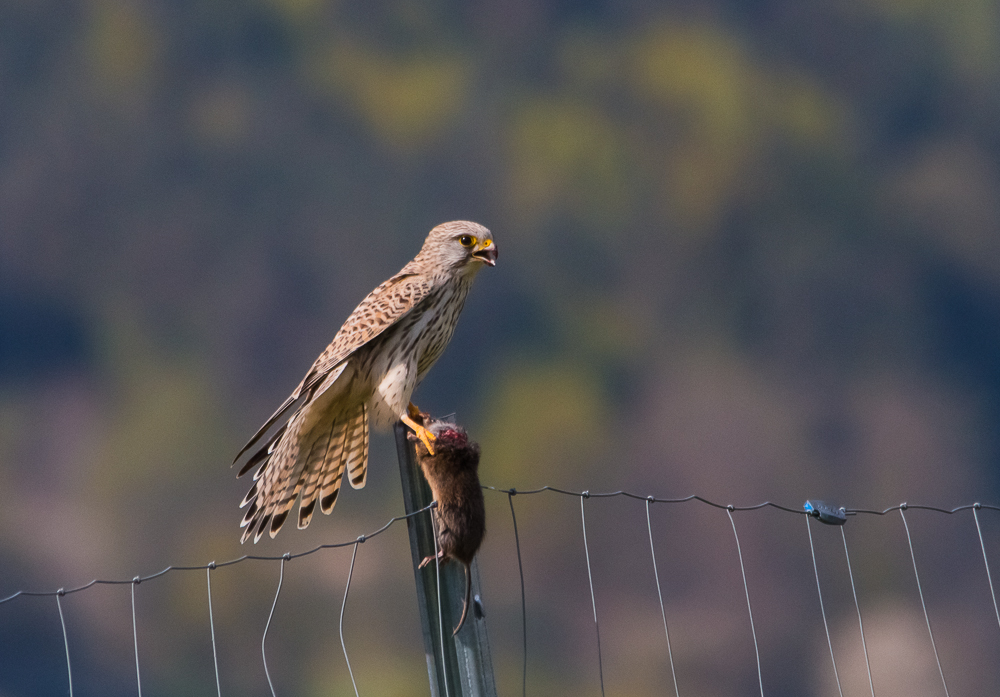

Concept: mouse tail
[[452, 564, 472, 635]]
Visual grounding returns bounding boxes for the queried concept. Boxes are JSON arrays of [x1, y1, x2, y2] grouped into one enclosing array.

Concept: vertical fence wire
[[340, 539, 362, 697], [56, 590, 73, 697], [580, 493, 606, 697], [973, 505, 1000, 633], [10, 491, 1000, 697], [805, 516, 844, 697], [131, 579, 142, 697], [262, 554, 288, 697], [899, 507, 950, 697], [645, 498, 680, 697], [508, 491, 528, 697], [840, 527, 876, 697], [727, 507, 764, 697], [430, 506, 451, 697], [206, 564, 222, 697]]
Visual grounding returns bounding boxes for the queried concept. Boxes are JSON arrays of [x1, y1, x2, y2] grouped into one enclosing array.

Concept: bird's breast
[[361, 282, 471, 426]]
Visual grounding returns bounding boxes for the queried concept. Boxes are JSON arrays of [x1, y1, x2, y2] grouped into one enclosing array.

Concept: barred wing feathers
[[236, 270, 432, 542], [298, 271, 431, 398], [233, 271, 430, 465]]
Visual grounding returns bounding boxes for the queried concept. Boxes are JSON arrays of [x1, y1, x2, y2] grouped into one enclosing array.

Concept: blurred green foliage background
[[2, 0, 1000, 695]]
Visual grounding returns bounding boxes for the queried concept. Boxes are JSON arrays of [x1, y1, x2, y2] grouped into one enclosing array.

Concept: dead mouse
[[409, 416, 485, 635]]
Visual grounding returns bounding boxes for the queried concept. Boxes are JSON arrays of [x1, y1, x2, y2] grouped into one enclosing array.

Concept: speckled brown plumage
[[234, 221, 497, 543]]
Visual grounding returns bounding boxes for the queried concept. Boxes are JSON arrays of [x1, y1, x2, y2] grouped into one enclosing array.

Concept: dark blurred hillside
[[2, 0, 1000, 695]]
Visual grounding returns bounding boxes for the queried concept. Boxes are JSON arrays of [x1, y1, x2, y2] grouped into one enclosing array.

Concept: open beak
[[473, 241, 498, 267]]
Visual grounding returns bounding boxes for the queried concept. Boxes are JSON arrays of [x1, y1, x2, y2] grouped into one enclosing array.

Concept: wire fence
[[3, 488, 1000, 697]]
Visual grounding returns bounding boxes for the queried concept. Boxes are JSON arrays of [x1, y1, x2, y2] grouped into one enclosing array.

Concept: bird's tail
[[238, 412, 308, 544], [297, 403, 368, 529], [238, 403, 369, 543]]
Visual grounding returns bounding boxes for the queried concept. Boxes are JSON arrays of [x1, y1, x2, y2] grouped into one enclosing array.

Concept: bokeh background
[[2, 0, 1000, 695]]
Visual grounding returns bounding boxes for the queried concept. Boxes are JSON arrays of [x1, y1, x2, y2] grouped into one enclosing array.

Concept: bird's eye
[[459, 235, 476, 247]]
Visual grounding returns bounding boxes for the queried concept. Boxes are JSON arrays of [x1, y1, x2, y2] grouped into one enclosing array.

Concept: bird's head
[[420, 221, 498, 275]]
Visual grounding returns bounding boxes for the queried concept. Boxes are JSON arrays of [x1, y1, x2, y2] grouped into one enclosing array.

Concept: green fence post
[[395, 422, 497, 697]]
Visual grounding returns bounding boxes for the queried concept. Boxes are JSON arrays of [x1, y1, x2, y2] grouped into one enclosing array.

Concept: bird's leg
[[402, 402, 436, 455]]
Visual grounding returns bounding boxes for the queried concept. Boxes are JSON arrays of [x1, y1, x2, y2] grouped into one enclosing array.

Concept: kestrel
[[234, 221, 497, 543]]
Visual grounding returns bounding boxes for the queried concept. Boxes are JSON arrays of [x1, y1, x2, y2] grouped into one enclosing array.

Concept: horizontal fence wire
[[0, 502, 436, 604], [5, 490, 998, 605], [483, 486, 1000, 518], [2, 486, 1000, 697]]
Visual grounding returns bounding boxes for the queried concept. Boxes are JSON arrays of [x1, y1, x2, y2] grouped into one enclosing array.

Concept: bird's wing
[[297, 271, 432, 393], [233, 271, 432, 465]]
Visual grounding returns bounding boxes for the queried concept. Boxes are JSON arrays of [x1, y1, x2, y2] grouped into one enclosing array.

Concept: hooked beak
[[473, 241, 498, 267]]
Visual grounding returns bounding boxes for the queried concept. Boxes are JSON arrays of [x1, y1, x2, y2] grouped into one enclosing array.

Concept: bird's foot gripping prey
[[233, 221, 497, 543], [401, 402, 437, 455]]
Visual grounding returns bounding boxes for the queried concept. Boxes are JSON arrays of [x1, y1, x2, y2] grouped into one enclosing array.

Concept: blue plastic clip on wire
[[804, 500, 847, 525]]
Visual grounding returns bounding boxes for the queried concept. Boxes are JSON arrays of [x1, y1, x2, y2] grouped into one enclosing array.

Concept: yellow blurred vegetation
[[480, 359, 607, 484], [85, 1, 161, 99], [507, 22, 847, 237], [307, 39, 471, 151], [629, 23, 846, 230], [509, 97, 635, 227], [858, 0, 1000, 78]]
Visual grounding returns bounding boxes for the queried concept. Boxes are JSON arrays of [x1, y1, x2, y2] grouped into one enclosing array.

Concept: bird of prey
[[234, 221, 497, 543]]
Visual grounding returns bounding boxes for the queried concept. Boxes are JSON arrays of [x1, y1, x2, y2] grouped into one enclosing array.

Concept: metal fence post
[[395, 422, 497, 697]]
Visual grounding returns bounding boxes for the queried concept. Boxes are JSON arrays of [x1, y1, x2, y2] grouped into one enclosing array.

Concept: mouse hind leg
[[419, 550, 445, 569]]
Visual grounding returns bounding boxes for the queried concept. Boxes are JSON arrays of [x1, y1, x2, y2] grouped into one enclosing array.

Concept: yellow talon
[[406, 402, 422, 421], [412, 423, 437, 455], [402, 403, 436, 455]]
